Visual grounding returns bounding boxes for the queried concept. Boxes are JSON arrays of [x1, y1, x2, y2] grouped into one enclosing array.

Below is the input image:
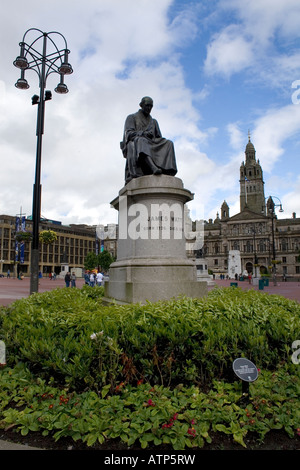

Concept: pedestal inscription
[[104, 175, 207, 304]]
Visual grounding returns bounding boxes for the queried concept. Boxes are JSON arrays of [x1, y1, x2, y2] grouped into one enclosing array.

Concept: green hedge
[[1, 286, 299, 393]]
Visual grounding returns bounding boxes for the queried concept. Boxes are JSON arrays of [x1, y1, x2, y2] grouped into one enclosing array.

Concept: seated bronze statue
[[121, 97, 178, 184]]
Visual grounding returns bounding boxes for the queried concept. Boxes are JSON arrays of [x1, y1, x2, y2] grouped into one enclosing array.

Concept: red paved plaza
[[0, 275, 299, 306]]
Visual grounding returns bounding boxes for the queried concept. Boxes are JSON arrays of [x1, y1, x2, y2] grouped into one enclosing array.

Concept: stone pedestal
[[104, 175, 207, 304], [228, 250, 241, 279], [194, 257, 215, 286], [59, 263, 69, 279]]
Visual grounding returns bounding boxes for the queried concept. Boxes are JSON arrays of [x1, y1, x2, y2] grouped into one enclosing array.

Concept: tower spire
[[240, 134, 266, 214]]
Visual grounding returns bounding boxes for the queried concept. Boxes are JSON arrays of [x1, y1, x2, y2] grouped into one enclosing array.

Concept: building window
[[214, 259, 218, 265], [232, 225, 239, 235], [233, 241, 239, 250], [245, 241, 252, 253]]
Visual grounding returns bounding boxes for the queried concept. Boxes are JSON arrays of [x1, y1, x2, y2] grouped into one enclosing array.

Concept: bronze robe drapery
[[121, 109, 177, 183]]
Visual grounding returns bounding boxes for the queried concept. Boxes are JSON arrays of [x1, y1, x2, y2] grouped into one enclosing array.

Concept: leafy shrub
[[39, 230, 57, 244], [0, 287, 299, 393], [0, 362, 299, 449]]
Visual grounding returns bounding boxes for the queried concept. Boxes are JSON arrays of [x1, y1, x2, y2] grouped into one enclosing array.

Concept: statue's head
[[140, 96, 153, 115]]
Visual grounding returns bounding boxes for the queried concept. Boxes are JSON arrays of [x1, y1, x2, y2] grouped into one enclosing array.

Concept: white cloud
[[225, 0, 300, 41], [204, 25, 254, 77], [204, 0, 300, 84], [0, 0, 212, 225], [227, 122, 244, 150], [281, 175, 300, 218], [1, 0, 300, 229], [251, 104, 300, 172]]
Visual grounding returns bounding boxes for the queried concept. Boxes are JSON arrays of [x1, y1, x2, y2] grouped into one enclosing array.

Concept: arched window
[[246, 241, 252, 253], [233, 241, 239, 250]]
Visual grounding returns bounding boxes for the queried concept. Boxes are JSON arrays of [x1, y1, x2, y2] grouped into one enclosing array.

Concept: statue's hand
[[144, 131, 153, 139]]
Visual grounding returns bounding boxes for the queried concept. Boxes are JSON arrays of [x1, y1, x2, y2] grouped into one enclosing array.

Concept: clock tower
[[240, 134, 266, 214]]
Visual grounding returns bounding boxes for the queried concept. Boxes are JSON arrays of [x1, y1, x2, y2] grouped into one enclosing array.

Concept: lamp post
[[249, 224, 258, 278], [265, 196, 284, 286], [13, 28, 73, 294]]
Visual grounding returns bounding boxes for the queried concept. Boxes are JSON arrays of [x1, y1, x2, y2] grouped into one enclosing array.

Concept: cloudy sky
[[1, 0, 300, 227]]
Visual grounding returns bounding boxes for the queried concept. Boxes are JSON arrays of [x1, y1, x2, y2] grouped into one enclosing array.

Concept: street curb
[[0, 439, 43, 450]]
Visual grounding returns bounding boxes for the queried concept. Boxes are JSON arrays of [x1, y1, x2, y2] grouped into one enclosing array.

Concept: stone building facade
[[202, 137, 300, 280], [0, 215, 117, 277]]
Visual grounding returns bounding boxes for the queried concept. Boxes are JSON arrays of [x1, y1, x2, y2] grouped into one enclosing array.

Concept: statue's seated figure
[[121, 96, 177, 184]]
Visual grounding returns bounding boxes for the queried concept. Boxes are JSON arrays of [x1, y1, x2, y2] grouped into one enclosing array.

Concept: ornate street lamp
[[249, 224, 259, 278], [13, 28, 73, 294], [265, 196, 284, 286]]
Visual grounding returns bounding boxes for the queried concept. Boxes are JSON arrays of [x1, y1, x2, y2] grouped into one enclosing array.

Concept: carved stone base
[[104, 175, 207, 304]]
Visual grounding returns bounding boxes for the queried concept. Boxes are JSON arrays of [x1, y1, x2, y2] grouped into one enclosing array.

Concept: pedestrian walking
[[64, 272, 71, 288], [96, 271, 104, 286], [89, 272, 95, 287]]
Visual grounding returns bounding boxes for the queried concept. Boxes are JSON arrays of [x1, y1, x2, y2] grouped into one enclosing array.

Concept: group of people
[[64, 271, 77, 288], [63, 270, 104, 288], [84, 271, 104, 287]]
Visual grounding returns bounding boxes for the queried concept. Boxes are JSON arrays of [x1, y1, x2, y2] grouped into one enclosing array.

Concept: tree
[[98, 250, 115, 272], [84, 252, 98, 271]]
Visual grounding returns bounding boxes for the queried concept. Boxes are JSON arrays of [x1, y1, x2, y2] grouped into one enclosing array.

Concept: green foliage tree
[[97, 250, 114, 272], [84, 252, 98, 271]]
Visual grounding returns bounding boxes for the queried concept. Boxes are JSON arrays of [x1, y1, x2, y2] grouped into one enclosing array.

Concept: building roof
[[227, 207, 268, 222]]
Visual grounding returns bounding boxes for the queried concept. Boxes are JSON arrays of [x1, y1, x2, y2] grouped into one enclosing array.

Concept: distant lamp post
[[249, 224, 259, 278], [265, 196, 284, 286], [13, 28, 73, 294]]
